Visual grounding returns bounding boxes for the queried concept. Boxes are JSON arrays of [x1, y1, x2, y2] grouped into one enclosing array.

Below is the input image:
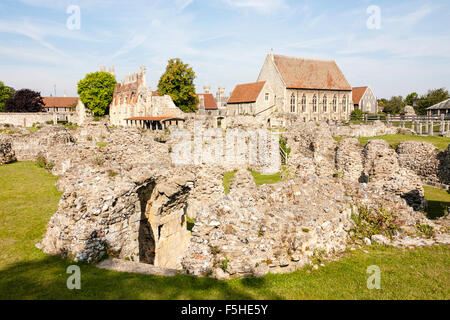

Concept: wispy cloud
[[387, 4, 434, 26], [176, 0, 194, 12], [222, 0, 288, 14]]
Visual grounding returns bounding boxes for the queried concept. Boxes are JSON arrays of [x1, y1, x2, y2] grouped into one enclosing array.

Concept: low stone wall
[[0, 112, 56, 127], [331, 121, 399, 138]]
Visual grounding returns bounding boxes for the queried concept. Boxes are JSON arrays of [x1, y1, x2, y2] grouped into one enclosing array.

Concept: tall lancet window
[[313, 95, 317, 112], [290, 93, 296, 113]]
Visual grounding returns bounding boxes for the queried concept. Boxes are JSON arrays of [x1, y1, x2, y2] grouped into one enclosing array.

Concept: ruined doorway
[[137, 183, 156, 264]]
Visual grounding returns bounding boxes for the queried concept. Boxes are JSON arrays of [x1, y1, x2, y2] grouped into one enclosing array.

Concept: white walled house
[[352, 86, 377, 114]]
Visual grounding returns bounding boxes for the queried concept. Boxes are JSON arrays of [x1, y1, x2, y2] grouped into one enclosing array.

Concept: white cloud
[[387, 4, 434, 26], [222, 0, 288, 14]]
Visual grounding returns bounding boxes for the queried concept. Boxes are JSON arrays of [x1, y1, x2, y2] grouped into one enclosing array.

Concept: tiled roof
[[427, 98, 450, 110], [43, 97, 79, 108], [273, 54, 351, 91], [197, 93, 218, 109], [227, 81, 266, 104], [352, 87, 368, 104]]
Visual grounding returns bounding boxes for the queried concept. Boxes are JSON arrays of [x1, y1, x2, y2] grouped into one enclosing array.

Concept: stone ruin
[[1, 120, 449, 278], [0, 135, 16, 165]]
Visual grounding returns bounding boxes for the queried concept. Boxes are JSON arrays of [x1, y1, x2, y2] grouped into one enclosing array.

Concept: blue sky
[[0, 0, 449, 99]]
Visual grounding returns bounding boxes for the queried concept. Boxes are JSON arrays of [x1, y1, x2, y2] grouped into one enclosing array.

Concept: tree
[[382, 96, 405, 114], [405, 92, 418, 107], [77, 71, 116, 116], [415, 88, 449, 115], [0, 81, 15, 112], [4, 89, 44, 113], [157, 58, 199, 113]]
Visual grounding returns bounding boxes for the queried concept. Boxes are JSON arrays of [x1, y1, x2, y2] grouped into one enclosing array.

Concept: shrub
[[416, 224, 434, 238], [92, 156, 105, 167], [221, 258, 229, 272], [350, 204, 400, 240], [279, 136, 291, 165], [35, 153, 55, 170]]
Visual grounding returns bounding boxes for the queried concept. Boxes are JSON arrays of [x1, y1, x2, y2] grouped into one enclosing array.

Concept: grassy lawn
[[0, 162, 449, 300], [222, 171, 237, 194], [358, 135, 450, 151], [333, 134, 449, 151], [424, 185, 450, 220], [250, 170, 282, 186]]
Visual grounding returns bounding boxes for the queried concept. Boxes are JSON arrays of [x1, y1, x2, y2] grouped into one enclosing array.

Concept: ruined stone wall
[[0, 112, 56, 127], [0, 136, 16, 165], [330, 121, 399, 138], [170, 124, 281, 174]]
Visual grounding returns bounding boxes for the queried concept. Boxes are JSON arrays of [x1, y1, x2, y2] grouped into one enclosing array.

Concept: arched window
[[323, 95, 327, 112], [290, 93, 296, 113], [301, 94, 306, 112], [332, 95, 337, 112], [313, 95, 317, 112], [342, 96, 347, 112]]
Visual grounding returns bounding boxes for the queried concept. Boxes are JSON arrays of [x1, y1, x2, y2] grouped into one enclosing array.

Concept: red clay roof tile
[[273, 55, 351, 91], [197, 93, 218, 109], [352, 87, 368, 104], [43, 97, 79, 108], [227, 81, 266, 104]]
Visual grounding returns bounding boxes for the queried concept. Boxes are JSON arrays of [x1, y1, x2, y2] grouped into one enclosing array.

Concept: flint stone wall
[[331, 121, 398, 138], [0, 136, 16, 165]]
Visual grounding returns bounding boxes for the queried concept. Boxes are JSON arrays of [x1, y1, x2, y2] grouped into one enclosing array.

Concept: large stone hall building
[[228, 52, 354, 122]]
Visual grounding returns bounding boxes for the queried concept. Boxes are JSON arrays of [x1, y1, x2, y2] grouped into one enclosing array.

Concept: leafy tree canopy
[[415, 88, 449, 115], [0, 81, 15, 112], [405, 92, 418, 106], [157, 58, 199, 113], [77, 71, 116, 116], [381, 96, 405, 114], [4, 89, 44, 113]]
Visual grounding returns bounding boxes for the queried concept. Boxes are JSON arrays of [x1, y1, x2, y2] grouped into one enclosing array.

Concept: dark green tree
[[405, 92, 418, 107], [157, 58, 199, 113], [0, 81, 15, 112], [5, 89, 44, 113], [77, 71, 116, 116], [382, 96, 405, 114], [416, 88, 449, 115]]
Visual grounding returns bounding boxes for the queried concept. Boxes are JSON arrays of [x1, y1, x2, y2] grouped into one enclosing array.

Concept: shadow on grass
[[0, 256, 282, 300], [427, 199, 450, 220]]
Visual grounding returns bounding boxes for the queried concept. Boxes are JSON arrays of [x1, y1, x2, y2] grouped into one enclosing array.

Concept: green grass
[[96, 142, 107, 148], [357, 135, 450, 151], [0, 162, 449, 299], [423, 185, 450, 220], [250, 170, 282, 186], [222, 171, 237, 194], [26, 127, 41, 133]]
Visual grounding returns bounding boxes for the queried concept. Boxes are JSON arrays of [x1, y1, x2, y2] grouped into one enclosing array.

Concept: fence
[[349, 114, 450, 136]]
